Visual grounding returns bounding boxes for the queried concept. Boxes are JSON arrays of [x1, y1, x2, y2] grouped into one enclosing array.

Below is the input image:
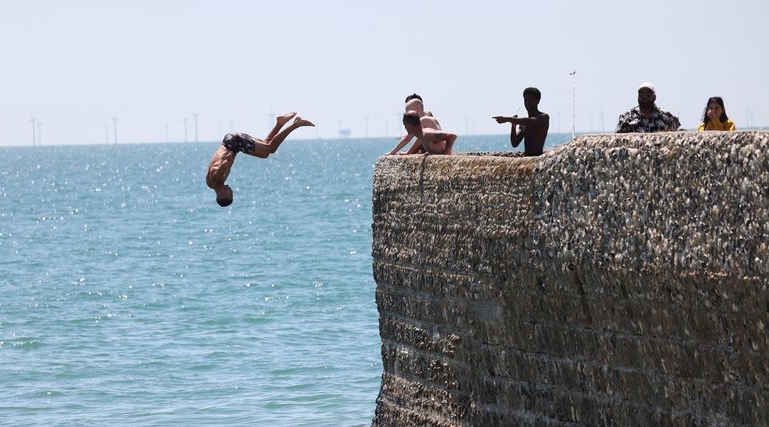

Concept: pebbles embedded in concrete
[[371, 131, 769, 427]]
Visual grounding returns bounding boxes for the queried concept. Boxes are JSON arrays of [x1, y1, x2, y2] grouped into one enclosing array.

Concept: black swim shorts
[[222, 133, 257, 154]]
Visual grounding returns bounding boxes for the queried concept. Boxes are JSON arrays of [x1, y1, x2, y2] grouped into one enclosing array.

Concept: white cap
[[638, 82, 656, 94]]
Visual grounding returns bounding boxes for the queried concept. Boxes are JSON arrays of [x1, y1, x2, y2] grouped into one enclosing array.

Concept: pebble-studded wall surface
[[371, 132, 768, 427]]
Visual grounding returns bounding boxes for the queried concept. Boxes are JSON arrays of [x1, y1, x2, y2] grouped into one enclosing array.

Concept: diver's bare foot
[[277, 112, 297, 128], [293, 116, 315, 127]]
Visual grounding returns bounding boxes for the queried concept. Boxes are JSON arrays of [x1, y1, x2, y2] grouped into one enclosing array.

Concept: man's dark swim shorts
[[222, 133, 258, 154]]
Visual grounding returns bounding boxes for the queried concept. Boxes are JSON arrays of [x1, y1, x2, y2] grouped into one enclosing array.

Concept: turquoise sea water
[[0, 134, 569, 427]]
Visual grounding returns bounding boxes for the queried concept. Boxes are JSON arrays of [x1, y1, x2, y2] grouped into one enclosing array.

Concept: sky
[[1, 0, 767, 146]]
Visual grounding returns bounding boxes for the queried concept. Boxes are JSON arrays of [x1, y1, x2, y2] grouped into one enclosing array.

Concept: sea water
[[0, 134, 569, 427]]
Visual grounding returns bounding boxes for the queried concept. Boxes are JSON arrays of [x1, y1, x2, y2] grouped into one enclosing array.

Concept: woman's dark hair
[[702, 96, 728, 124], [405, 93, 423, 103]]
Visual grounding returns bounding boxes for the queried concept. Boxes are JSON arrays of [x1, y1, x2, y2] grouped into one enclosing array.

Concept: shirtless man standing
[[402, 111, 457, 155], [493, 87, 549, 156], [388, 94, 442, 155], [206, 112, 314, 207]]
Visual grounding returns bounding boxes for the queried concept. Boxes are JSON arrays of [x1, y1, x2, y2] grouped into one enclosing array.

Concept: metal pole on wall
[[570, 71, 577, 139]]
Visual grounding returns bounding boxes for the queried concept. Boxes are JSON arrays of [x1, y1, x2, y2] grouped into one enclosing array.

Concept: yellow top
[[697, 119, 736, 131]]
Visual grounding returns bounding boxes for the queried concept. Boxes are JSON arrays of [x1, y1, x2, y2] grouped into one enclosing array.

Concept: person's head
[[522, 87, 541, 111], [215, 185, 233, 207], [402, 111, 422, 133], [702, 96, 728, 124], [404, 93, 423, 103], [637, 82, 656, 109], [405, 96, 425, 116]]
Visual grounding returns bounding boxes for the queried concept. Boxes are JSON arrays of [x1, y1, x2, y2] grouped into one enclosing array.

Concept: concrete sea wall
[[371, 132, 768, 426]]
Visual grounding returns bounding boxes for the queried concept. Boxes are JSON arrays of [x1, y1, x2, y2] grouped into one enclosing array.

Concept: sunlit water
[[0, 134, 569, 426]]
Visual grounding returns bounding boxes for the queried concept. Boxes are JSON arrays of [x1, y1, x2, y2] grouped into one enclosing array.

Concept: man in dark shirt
[[616, 83, 680, 133], [493, 87, 549, 156]]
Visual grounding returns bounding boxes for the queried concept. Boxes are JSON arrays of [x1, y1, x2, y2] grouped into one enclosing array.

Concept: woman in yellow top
[[697, 96, 736, 131]]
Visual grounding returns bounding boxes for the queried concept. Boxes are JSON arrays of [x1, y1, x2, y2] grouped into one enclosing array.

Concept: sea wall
[[371, 132, 768, 427]]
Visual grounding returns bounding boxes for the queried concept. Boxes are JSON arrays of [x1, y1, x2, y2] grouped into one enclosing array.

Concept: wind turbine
[[112, 116, 118, 144], [600, 106, 605, 132], [29, 115, 37, 146], [193, 111, 199, 142], [746, 107, 751, 128]]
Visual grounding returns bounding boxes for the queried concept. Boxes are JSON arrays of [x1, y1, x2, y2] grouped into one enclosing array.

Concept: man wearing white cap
[[616, 83, 680, 133]]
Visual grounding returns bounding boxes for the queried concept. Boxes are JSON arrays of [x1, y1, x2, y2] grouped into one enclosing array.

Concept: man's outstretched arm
[[501, 114, 549, 127], [493, 116, 525, 148], [389, 134, 414, 155]]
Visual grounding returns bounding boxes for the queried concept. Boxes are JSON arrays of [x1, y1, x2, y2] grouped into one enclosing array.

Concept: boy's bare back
[[206, 144, 235, 189]]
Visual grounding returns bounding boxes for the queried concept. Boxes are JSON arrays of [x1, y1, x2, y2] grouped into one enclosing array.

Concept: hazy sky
[[2, 0, 767, 146]]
